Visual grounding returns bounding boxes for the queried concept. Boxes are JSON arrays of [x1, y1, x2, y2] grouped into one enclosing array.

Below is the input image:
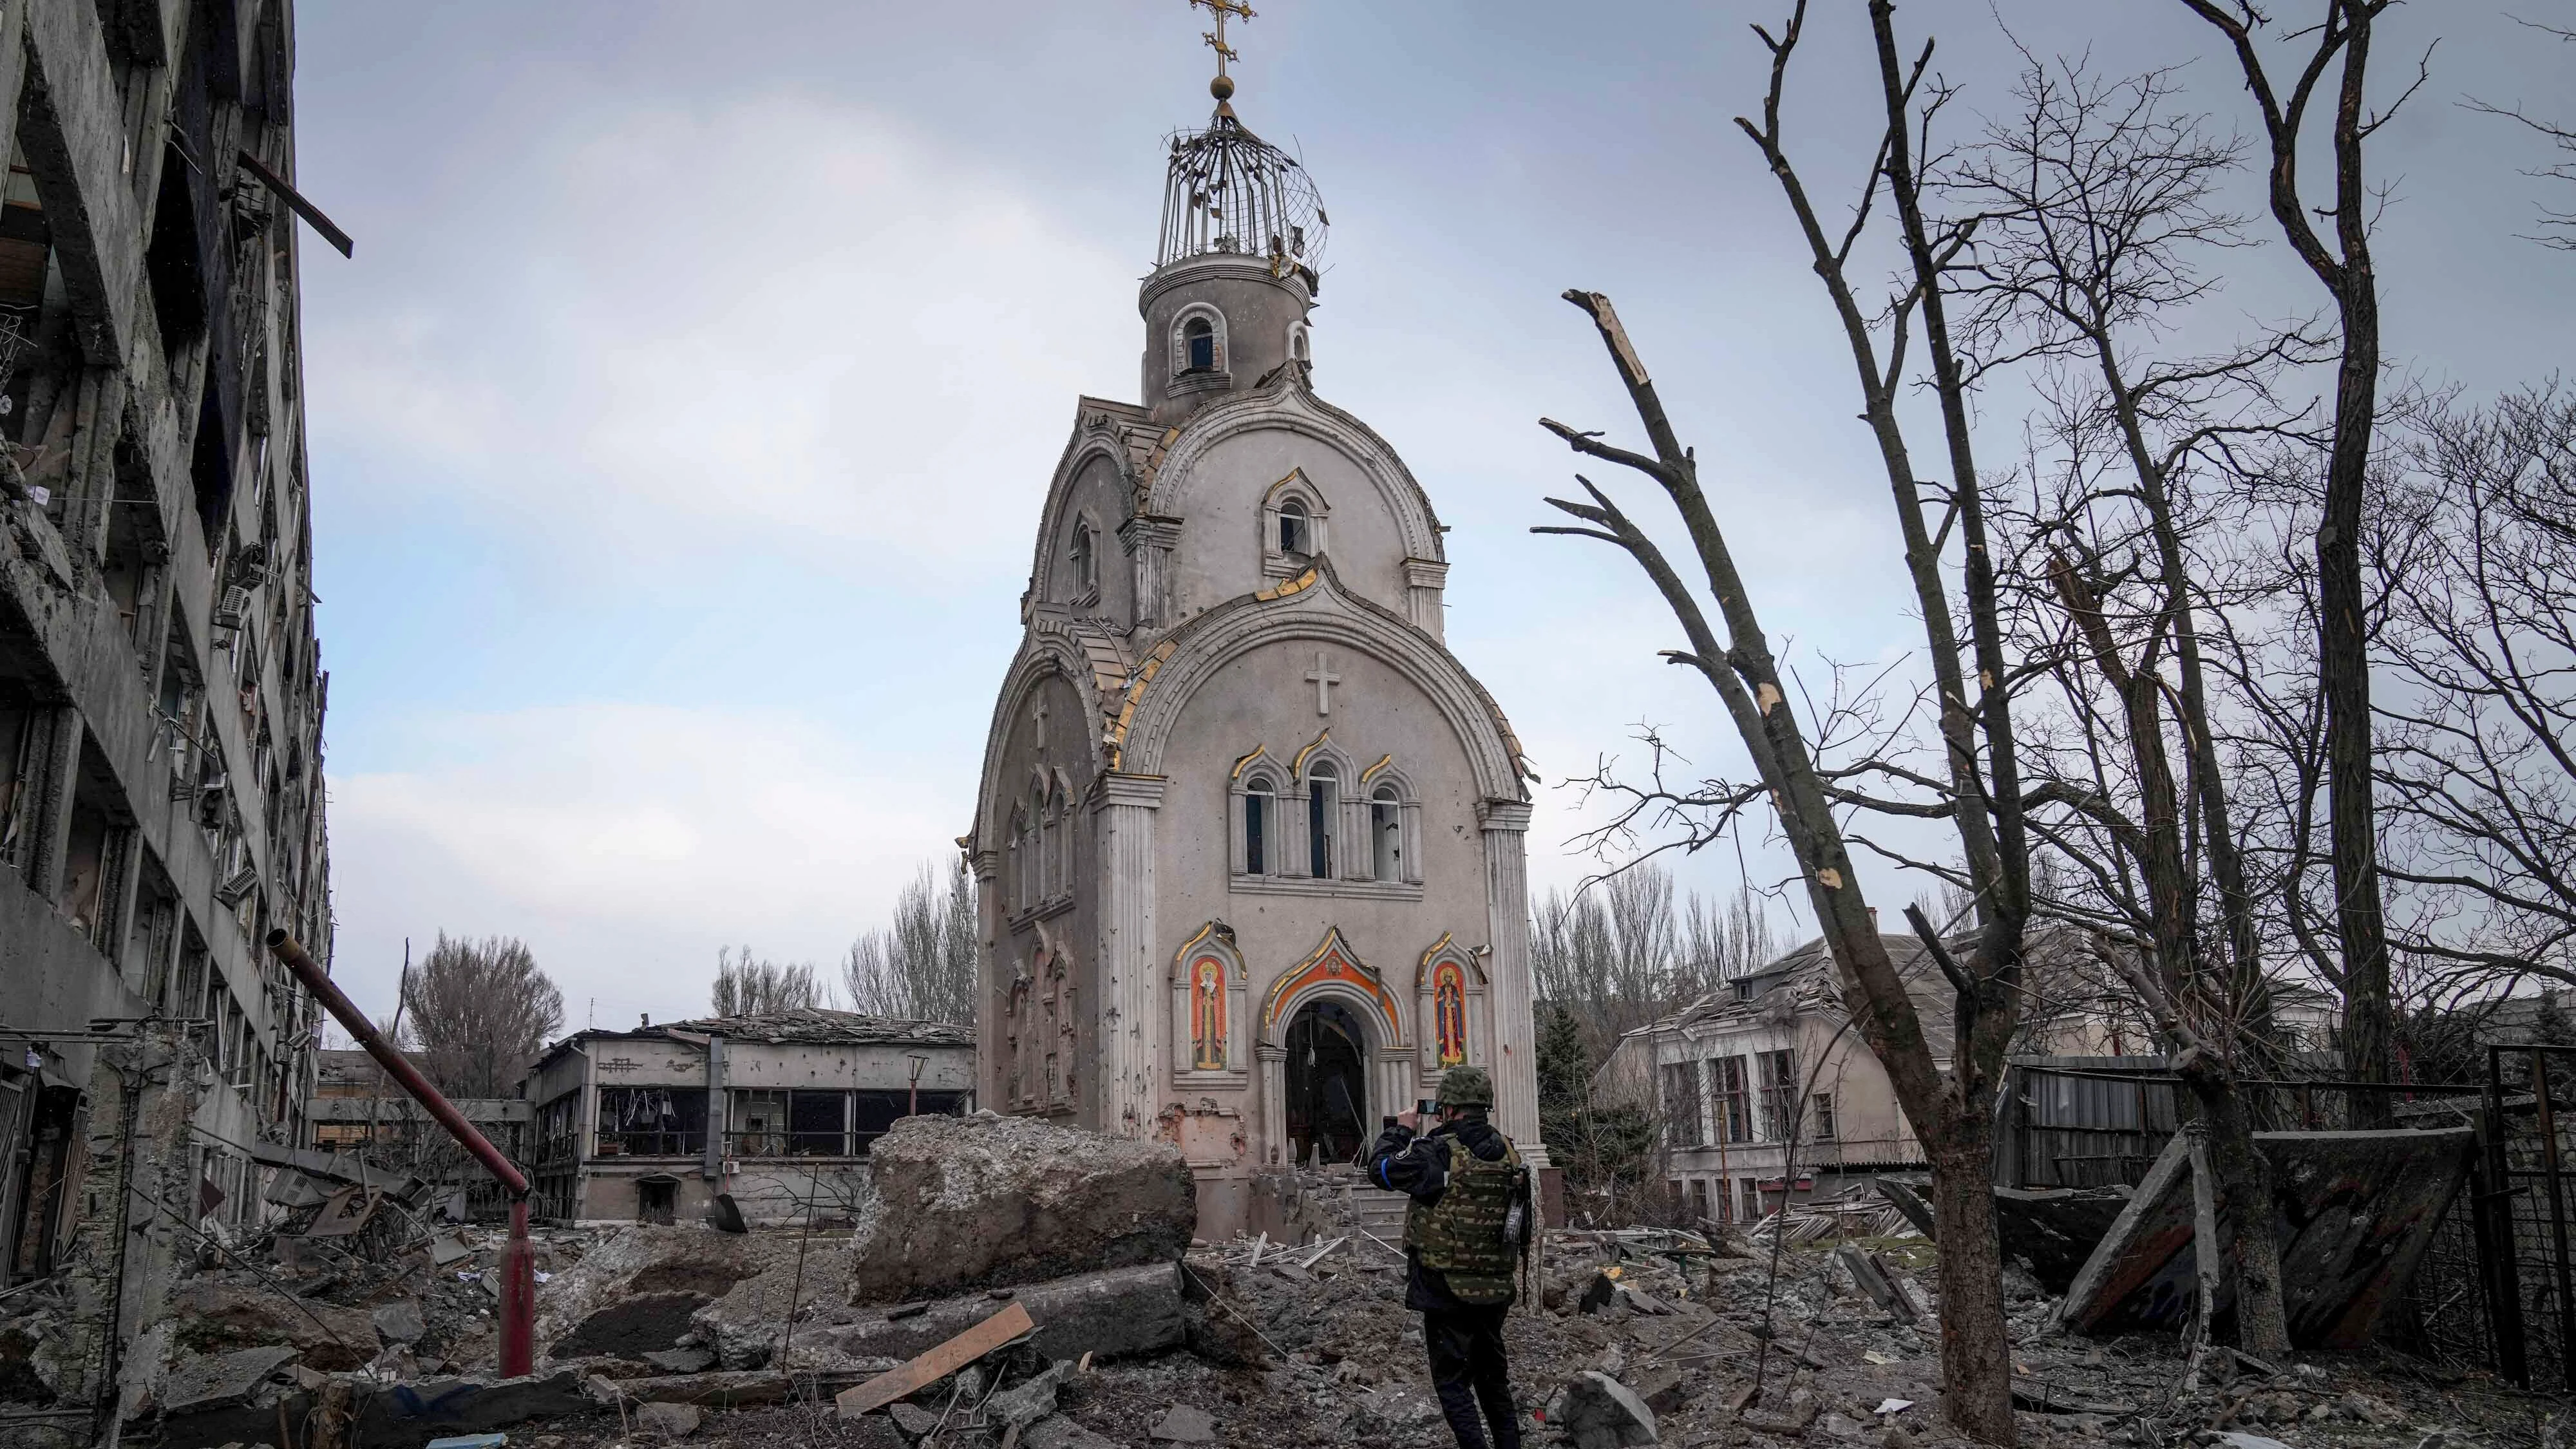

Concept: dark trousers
[[1422, 1307, 1519, 1449]]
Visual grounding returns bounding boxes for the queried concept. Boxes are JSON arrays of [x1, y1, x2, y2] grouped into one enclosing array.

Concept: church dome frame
[[1159, 109, 1327, 283]]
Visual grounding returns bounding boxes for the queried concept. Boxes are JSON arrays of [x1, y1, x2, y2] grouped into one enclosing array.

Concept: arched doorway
[[1283, 999, 1371, 1165]]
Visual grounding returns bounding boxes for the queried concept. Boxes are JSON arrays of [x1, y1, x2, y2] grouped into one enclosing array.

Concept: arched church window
[[1370, 784, 1401, 882], [1307, 762, 1338, 878], [1184, 316, 1217, 373], [1290, 323, 1310, 363], [1030, 785, 1050, 901], [1244, 773, 1274, 875], [1279, 498, 1309, 556], [1069, 522, 1096, 597], [1048, 781, 1072, 889], [1007, 806, 1028, 910]]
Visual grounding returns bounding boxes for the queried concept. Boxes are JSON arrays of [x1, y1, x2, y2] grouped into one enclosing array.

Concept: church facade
[[967, 78, 1542, 1228]]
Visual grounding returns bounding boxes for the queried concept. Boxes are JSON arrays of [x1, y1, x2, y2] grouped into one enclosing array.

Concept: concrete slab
[[2058, 1127, 2474, 1347], [1993, 1185, 2132, 1293], [158, 1345, 300, 1415], [811, 1263, 1185, 1367]]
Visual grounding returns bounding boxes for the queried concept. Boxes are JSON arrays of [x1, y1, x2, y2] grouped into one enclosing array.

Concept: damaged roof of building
[[550, 1007, 974, 1052]]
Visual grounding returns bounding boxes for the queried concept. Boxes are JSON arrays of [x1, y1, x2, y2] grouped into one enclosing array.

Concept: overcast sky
[[291, 1, 2575, 1034]]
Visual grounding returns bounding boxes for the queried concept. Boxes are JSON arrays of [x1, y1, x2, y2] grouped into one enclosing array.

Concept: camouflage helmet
[[1436, 1065, 1496, 1109]]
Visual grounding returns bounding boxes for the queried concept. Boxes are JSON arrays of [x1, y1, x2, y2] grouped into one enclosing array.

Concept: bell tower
[[1142, 1, 1327, 426]]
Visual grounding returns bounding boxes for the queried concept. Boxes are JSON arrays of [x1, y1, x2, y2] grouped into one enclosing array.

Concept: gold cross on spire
[[1191, 0, 1256, 102]]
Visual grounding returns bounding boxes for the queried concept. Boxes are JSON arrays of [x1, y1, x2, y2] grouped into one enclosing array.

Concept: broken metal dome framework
[[1157, 104, 1327, 282]]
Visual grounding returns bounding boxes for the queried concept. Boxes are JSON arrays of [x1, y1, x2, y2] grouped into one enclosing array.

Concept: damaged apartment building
[[526, 1009, 974, 1227], [0, 0, 335, 1416]]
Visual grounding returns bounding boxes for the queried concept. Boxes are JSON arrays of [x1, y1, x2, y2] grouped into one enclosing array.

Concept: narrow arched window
[[1370, 784, 1400, 882], [1244, 774, 1274, 876], [1291, 325, 1310, 363], [1307, 762, 1338, 878], [1069, 522, 1095, 596], [1279, 498, 1309, 556], [1030, 787, 1050, 900], [1184, 316, 1216, 373]]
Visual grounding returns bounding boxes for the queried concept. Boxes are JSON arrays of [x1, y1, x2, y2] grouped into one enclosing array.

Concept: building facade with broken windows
[[524, 1009, 974, 1227], [0, 0, 335, 1416], [303, 1048, 529, 1218], [965, 73, 1544, 1237]]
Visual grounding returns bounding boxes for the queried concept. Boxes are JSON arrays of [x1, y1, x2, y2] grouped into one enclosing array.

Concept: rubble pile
[[78, 1120, 2552, 1448]]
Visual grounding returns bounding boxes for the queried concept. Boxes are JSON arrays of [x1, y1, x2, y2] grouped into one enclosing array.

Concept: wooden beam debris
[[835, 1301, 1035, 1419]]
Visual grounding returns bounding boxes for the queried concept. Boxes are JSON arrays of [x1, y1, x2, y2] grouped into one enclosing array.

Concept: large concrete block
[[847, 1115, 1195, 1303], [2059, 1127, 2474, 1347]]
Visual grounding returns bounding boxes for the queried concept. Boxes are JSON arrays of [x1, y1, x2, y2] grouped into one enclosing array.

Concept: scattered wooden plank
[[834, 1301, 1035, 1419]]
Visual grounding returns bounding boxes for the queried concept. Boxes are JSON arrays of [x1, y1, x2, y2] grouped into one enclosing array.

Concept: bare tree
[[401, 933, 562, 1099], [710, 948, 824, 1016], [844, 858, 978, 1024], [1678, 884, 1779, 1000], [2468, 19, 2576, 251], [1532, 3, 2038, 1431], [2377, 387, 2576, 991], [1944, 54, 2320, 1356], [2177, 0, 2421, 1119]]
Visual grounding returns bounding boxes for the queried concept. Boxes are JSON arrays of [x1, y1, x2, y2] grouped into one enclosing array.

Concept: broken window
[[1810, 1091, 1837, 1142], [1278, 497, 1309, 555], [1305, 761, 1336, 878], [1368, 784, 1400, 881], [1243, 773, 1273, 875], [1068, 520, 1096, 596], [1183, 315, 1216, 373], [0, 697, 40, 873], [1756, 1049, 1796, 1142], [1660, 1061, 1704, 1147], [853, 1089, 967, 1155], [595, 1086, 707, 1157], [1710, 1056, 1751, 1144]]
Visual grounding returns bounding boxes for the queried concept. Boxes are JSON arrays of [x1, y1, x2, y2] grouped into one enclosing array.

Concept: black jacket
[[1366, 1115, 1517, 1314]]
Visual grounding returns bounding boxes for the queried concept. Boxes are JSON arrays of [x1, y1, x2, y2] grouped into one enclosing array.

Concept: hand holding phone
[[1395, 1108, 1421, 1132]]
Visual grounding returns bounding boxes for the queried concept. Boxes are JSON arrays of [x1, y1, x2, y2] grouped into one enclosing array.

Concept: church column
[[971, 848, 1001, 1111], [1256, 1043, 1286, 1165], [1119, 515, 1183, 630], [1378, 1047, 1418, 1132], [1401, 558, 1448, 640], [1478, 799, 1547, 1165], [1095, 772, 1166, 1137]]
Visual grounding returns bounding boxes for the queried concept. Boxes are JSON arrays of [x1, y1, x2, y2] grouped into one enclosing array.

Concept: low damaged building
[[1610, 925, 2148, 1226], [525, 1009, 974, 1227]]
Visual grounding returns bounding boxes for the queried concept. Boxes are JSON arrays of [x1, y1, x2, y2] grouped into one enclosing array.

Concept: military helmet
[[1436, 1065, 1495, 1109]]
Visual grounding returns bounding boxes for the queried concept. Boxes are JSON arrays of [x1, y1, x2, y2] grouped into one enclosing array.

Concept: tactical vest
[[1405, 1132, 1526, 1307]]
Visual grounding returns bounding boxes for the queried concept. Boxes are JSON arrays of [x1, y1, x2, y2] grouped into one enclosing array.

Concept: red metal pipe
[[265, 929, 535, 1376]]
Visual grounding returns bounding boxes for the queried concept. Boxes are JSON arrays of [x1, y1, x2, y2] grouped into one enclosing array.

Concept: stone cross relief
[[1305, 651, 1341, 715]]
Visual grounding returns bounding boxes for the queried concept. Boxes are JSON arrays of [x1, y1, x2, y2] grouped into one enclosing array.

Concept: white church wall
[[1160, 428, 1411, 621], [1152, 633, 1493, 1147]]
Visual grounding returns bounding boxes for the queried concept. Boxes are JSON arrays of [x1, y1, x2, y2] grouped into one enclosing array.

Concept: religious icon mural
[[1191, 952, 1229, 1070], [1432, 959, 1468, 1067]]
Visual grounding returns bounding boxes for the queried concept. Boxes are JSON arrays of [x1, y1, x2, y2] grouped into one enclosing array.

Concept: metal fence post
[[2479, 1045, 2529, 1387]]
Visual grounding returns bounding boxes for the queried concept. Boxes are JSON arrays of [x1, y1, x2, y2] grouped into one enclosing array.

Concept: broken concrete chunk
[[160, 1345, 303, 1415], [168, 1280, 377, 1371], [848, 1115, 1196, 1302], [1150, 1403, 1220, 1442], [1023, 1417, 1123, 1449], [2215, 1435, 2294, 1449], [634, 1399, 703, 1438], [986, 1365, 1067, 1434], [1560, 1370, 1657, 1449], [373, 1300, 427, 1345], [640, 1347, 716, 1374], [887, 1401, 943, 1443]]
